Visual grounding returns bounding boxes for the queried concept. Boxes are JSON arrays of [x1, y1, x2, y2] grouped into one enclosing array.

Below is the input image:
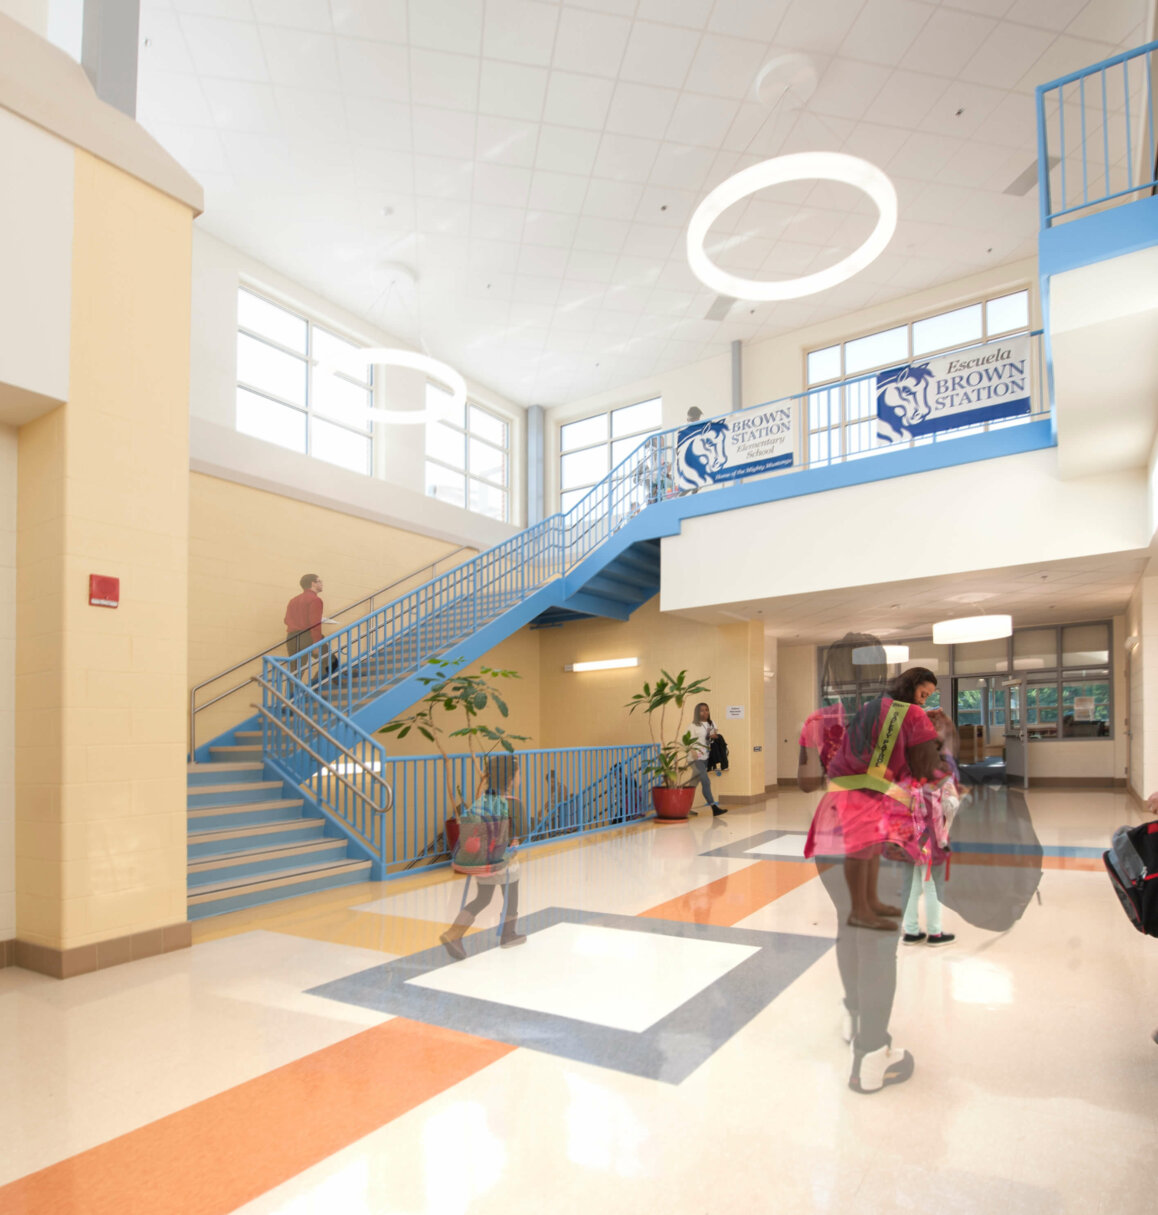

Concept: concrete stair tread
[[188, 761, 263, 773], [188, 859, 372, 902], [189, 819, 320, 844], [188, 781, 282, 797], [188, 798, 304, 819], [188, 839, 344, 873]]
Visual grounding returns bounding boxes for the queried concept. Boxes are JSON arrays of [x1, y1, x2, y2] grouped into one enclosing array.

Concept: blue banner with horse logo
[[676, 405, 795, 491], [876, 336, 1030, 444]]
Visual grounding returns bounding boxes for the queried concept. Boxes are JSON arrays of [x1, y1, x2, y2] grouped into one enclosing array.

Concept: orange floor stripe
[[0, 1019, 514, 1215], [952, 853, 1103, 872], [639, 860, 818, 926]]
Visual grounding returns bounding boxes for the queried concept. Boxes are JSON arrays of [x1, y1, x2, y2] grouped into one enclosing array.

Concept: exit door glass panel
[[1026, 682, 1058, 739]]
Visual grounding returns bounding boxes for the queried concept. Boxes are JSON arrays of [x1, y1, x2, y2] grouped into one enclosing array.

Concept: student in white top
[[687, 702, 725, 816]]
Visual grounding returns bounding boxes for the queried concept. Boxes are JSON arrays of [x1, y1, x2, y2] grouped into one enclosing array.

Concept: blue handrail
[[1037, 39, 1158, 226]]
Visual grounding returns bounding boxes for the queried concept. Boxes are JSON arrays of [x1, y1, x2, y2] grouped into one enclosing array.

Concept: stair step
[[189, 819, 323, 847], [188, 838, 344, 871], [187, 859, 373, 911], [210, 745, 262, 757], [188, 840, 349, 885], [233, 731, 262, 743], [188, 781, 282, 798], [187, 760, 263, 775], [188, 798, 303, 820]]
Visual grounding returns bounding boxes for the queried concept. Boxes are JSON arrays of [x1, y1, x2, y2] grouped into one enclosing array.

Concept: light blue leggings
[[903, 862, 944, 936]]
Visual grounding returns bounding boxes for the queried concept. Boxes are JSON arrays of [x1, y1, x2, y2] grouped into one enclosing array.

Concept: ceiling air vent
[[1004, 155, 1060, 196]]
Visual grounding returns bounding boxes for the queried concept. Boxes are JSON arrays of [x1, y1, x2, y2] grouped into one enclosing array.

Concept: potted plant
[[380, 657, 529, 852], [625, 669, 711, 821]]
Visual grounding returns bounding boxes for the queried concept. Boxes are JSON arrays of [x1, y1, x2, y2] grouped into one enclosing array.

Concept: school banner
[[875, 336, 1031, 444], [675, 403, 796, 491]]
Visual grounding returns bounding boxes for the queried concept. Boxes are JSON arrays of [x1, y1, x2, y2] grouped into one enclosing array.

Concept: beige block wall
[[0, 425, 15, 939], [536, 600, 765, 796], [15, 150, 194, 951], [188, 472, 476, 746]]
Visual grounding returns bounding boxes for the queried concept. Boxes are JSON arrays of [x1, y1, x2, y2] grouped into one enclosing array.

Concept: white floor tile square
[[746, 835, 807, 858], [405, 922, 759, 1033]]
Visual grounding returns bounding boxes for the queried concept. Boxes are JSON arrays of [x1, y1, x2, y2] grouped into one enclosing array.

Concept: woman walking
[[688, 702, 726, 816]]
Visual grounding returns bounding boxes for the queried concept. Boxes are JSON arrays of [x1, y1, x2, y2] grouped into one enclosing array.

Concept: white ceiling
[[672, 549, 1152, 642], [136, 0, 1150, 408]]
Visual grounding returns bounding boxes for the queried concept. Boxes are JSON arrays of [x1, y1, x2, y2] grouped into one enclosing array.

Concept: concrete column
[[81, 0, 138, 118], [526, 404, 545, 525]]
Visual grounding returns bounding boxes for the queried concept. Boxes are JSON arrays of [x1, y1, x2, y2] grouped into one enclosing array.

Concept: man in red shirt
[[285, 574, 325, 657]]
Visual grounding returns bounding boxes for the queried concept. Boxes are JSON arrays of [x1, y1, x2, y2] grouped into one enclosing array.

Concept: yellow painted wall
[[536, 600, 765, 796], [188, 472, 475, 745], [15, 150, 194, 950]]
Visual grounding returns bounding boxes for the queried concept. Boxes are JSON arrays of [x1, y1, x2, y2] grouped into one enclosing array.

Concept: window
[[559, 397, 662, 512], [424, 384, 510, 522], [236, 288, 373, 475], [805, 289, 1031, 466]]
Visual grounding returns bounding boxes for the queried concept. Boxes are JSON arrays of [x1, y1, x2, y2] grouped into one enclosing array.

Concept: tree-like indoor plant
[[625, 669, 711, 821], [380, 657, 528, 852]]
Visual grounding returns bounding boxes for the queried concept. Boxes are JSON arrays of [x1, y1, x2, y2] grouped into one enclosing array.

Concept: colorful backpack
[[1103, 820, 1158, 936], [451, 792, 511, 874]]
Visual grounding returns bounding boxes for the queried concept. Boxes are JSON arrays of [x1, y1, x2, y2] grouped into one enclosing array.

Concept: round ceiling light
[[932, 615, 1013, 645], [685, 152, 898, 301], [315, 348, 465, 426]]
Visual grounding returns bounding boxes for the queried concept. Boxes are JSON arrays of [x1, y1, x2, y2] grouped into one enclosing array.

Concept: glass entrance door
[[1003, 678, 1029, 789]]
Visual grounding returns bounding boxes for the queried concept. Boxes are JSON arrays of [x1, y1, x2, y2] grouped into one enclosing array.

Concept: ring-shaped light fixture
[[316, 347, 466, 425], [686, 152, 898, 301]]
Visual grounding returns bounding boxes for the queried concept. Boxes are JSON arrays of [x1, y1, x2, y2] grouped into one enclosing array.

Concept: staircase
[[185, 738, 371, 920]]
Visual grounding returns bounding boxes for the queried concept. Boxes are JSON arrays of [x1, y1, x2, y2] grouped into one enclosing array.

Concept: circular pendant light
[[932, 615, 1013, 645], [315, 348, 466, 425], [685, 152, 898, 301]]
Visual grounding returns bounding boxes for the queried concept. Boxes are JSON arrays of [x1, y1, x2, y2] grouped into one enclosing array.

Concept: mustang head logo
[[876, 362, 936, 443], [677, 420, 729, 490]]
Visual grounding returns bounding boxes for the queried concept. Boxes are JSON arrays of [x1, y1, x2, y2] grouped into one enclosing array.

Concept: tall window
[[559, 397, 662, 513], [804, 289, 1031, 466], [424, 383, 510, 522], [236, 288, 373, 475]]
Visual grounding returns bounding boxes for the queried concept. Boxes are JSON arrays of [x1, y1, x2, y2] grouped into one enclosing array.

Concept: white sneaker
[[849, 1044, 915, 1094]]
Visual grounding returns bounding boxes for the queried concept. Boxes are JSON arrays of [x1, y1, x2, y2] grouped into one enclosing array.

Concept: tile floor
[[1, 787, 1156, 1214]]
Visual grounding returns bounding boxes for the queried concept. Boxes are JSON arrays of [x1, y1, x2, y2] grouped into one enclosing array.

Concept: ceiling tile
[[137, 67, 214, 125], [408, 0, 484, 55], [410, 49, 481, 111], [637, 0, 713, 27], [899, 6, 997, 76], [838, 0, 934, 67], [274, 86, 349, 139], [684, 33, 770, 100], [522, 211, 579, 247], [473, 162, 534, 207], [478, 60, 549, 121], [565, 250, 619, 282], [330, 0, 408, 42], [706, 0, 791, 41], [528, 169, 589, 213], [584, 178, 646, 219], [843, 121, 912, 165], [561, 0, 636, 17], [181, 15, 270, 80], [605, 82, 680, 139], [958, 23, 1055, 89], [593, 133, 661, 183], [1006, 0, 1087, 31], [620, 223, 680, 257], [343, 96, 412, 149], [542, 71, 616, 129], [518, 244, 571, 275], [573, 215, 631, 252], [808, 58, 891, 119], [200, 77, 281, 132], [1067, 0, 1143, 44], [966, 91, 1038, 150], [251, 0, 332, 31], [411, 106, 477, 159], [886, 130, 965, 180], [933, 0, 1014, 18], [863, 69, 949, 126], [1015, 34, 1119, 94], [476, 115, 539, 166], [138, 9, 196, 74], [335, 38, 410, 101], [919, 81, 1006, 137], [775, 0, 873, 56], [647, 142, 716, 191], [414, 153, 475, 200], [552, 7, 632, 77], [665, 93, 742, 148], [146, 122, 230, 174], [482, 0, 560, 66], [619, 21, 702, 89], [417, 196, 471, 234], [260, 27, 342, 88], [534, 124, 602, 174], [635, 184, 697, 227], [469, 239, 521, 273]]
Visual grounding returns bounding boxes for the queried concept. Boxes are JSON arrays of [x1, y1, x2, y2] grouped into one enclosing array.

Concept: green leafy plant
[[379, 657, 529, 812], [625, 668, 711, 788]]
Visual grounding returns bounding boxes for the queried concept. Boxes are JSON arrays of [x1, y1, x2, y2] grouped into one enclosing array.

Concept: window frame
[[423, 385, 512, 523], [558, 396, 663, 513], [803, 288, 1034, 467], [235, 285, 374, 476]]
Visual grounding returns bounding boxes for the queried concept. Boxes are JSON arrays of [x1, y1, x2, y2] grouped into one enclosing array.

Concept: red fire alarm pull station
[[89, 575, 120, 608]]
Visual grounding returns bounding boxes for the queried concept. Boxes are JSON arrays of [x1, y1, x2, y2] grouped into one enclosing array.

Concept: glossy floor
[[2, 788, 1155, 1214]]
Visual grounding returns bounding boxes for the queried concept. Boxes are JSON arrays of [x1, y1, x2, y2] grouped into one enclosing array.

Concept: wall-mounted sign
[[676, 403, 796, 491], [725, 705, 744, 719], [876, 335, 1030, 444]]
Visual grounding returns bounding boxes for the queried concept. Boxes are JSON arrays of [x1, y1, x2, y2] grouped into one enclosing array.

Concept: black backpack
[[1103, 820, 1158, 935]]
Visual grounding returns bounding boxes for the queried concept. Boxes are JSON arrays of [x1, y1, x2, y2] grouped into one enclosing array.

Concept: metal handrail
[[251, 676, 393, 814], [188, 545, 471, 756]]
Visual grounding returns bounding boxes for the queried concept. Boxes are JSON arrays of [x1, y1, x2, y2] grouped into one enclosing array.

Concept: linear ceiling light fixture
[[316, 348, 466, 425], [932, 615, 1013, 645], [686, 152, 898, 301], [564, 657, 639, 672]]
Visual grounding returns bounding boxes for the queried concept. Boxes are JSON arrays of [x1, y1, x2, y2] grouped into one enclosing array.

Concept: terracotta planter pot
[[651, 786, 694, 821]]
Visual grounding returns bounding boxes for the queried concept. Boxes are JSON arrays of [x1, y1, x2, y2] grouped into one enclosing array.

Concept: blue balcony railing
[[1037, 39, 1158, 227]]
